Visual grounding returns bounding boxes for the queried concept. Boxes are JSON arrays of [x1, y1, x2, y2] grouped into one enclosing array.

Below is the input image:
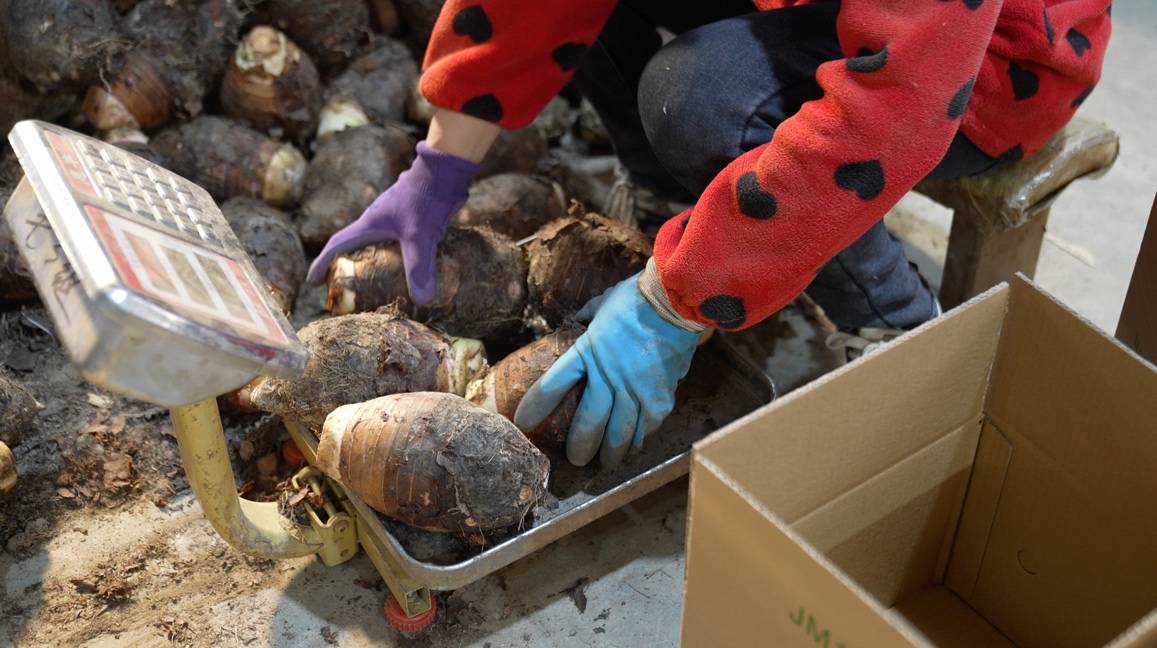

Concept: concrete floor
[[4, 4, 1155, 647]]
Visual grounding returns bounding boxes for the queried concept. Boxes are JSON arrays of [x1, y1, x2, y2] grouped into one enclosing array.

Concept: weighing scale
[[3, 120, 774, 632]]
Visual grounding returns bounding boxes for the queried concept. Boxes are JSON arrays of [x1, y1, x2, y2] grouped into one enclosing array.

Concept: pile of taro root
[[0, 0, 657, 560]]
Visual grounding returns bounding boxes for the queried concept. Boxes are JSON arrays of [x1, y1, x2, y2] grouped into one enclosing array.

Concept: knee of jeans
[[637, 43, 735, 196]]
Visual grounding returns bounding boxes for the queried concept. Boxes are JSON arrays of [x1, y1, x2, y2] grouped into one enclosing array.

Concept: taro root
[[453, 173, 568, 240], [102, 128, 167, 167], [82, 51, 174, 131], [261, 0, 370, 73], [152, 116, 307, 208], [220, 26, 322, 143], [0, 71, 77, 139], [0, 0, 125, 92], [527, 214, 653, 328], [368, 0, 400, 34], [578, 98, 611, 149], [467, 328, 582, 457], [0, 369, 39, 446], [220, 197, 307, 315], [317, 392, 549, 536], [85, 0, 247, 129], [533, 97, 576, 142], [248, 311, 488, 427], [404, 78, 436, 126], [0, 176, 39, 304], [327, 227, 528, 341], [478, 127, 548, 179], [317, 39, 418, 139], [393, 0, 446, 53], [0, 442, 15, 492], [298, 124, 413, 246]]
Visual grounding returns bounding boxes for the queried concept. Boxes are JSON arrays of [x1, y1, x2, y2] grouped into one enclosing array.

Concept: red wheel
[[281, 439, 306, 469], [384, 594, 437, 632]]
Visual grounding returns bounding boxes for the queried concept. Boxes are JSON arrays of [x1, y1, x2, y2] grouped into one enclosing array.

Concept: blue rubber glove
[[513, 272, 702, 467]]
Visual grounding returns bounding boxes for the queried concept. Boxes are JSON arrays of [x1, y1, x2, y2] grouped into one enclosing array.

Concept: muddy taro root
[[220, 26, 322, 143], [527, 214, 653, 328], [453, 174, 568, 240], [298, 124, 413, 247], [152, 116, 307, 208], [220, 197, 307, 315], [478, 127, 548, 179], [248, 311, 488, 427], [84, 0, 246, 131], [316, 39, 418, 140], [327, 226, 528, 341], [467, 328, 583, 457], [392, 0, 446, 52], [317, 392, 549, 537], [1, 0, 125, 92], [261, 0, 370, 73], [0, 369, 39, 446]]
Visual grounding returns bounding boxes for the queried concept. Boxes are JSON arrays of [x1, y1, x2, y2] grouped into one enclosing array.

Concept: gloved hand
[[305, 141, 480, 305], [514, 272, 702, 467]]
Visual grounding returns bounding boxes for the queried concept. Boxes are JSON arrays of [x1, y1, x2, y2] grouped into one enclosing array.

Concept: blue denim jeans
[[573, 1, 1002, 331]]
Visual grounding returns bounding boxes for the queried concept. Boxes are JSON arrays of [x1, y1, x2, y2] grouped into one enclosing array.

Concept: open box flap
[[945, 276, 1157, 648]]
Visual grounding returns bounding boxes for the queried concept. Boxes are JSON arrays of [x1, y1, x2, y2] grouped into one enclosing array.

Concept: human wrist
[[637, 259, 707, 334], [427, 108, 501, 162]]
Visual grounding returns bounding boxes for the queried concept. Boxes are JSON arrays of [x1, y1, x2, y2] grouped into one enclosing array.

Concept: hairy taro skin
[[319, 392, 550, 537], [453, 173, 568, 240], [468, 328, 583, 458], [327, 226, 528, 341], [248, 312, 457, 427], [527, 215, 652, 328]]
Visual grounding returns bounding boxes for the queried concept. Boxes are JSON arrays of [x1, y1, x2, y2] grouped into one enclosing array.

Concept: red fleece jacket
[[420, 0, 1111, 330]]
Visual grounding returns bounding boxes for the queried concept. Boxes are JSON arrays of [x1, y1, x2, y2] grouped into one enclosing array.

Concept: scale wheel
[[384, 594, 437, 632], [281, 439, 306, 468]]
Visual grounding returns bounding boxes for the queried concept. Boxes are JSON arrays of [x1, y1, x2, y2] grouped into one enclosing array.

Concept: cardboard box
[[1117, 194, 1157, 364], [682, 276, 1157, 648]]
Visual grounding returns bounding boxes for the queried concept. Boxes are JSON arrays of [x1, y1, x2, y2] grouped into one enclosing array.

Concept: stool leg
[[939, 207, 1050, 309]]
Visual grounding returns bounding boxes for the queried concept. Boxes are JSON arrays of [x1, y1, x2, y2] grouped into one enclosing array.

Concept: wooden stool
[[915, 117, 1119, 308]]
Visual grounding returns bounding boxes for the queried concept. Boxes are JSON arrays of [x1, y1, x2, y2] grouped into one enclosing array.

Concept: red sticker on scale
[[84, 205, 289, 345], [44, 130, 99, 199]]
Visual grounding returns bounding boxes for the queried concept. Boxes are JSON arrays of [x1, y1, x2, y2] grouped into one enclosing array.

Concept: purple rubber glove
[[305, 141, 480, 305]]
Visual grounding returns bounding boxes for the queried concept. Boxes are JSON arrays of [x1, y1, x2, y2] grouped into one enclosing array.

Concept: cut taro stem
[[263, 145, 308, 207]]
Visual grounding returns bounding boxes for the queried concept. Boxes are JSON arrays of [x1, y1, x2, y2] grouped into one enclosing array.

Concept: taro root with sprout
[[261, 0, 370, 73], [317, 392, 549, 536], [1, 0, 126, 93], [326, 226, 528, 341], [316, 38, 418, 140], [220, 26, 322, 143], [527, 214, 653, 328], [248, 311, 488, 428], [467, 328, 583, 457], [298, 124, 413, 246], [453, 173, 568, 240], [220, 197, 307, 315], [0, 369, 40, 446], [84, 0, 246, 131], [152, 116, 307, 208]]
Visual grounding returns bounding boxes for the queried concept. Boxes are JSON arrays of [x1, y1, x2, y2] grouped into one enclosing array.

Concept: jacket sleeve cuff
[[637, 258, 708, 333]]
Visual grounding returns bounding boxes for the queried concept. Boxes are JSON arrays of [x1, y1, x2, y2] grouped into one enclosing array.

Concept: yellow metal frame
[[170, 399, 324, 558], [169, 399, 433, 617]]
